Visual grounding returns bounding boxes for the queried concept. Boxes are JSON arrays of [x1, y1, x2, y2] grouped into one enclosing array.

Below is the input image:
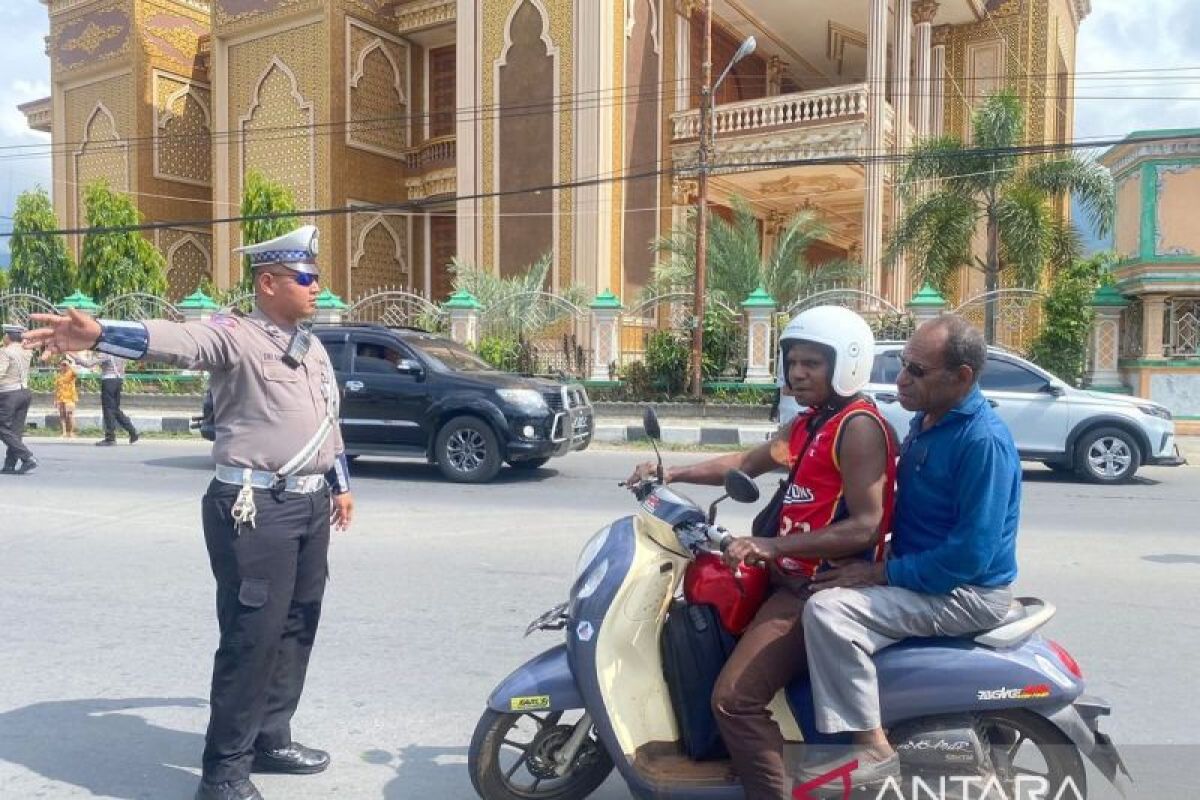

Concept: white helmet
[[778, 305, 875, 397]]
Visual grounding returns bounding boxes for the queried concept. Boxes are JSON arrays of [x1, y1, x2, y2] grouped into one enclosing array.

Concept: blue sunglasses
[[268, 270, 320, 287]]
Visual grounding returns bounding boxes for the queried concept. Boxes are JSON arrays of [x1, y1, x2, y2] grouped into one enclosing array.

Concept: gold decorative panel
[[156, 72, 213, 185], [347, 19, 409, 158], [68, 72, 133, 228], [53, 5, 131, 71], [230, 22, 326, 212], [142, 4, 209, 73], [350, 211, 408, 296], [161, 229, 214, 300], [481, 0, 574, 287]]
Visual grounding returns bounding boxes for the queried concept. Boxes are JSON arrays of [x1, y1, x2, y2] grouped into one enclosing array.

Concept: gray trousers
[[802, 584, 1013, 733]]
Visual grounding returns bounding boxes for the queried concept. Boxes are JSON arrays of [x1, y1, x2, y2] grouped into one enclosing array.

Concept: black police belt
[[224, 367, 339, 529]]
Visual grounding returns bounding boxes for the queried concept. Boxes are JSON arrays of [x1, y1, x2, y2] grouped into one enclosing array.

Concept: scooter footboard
[[487, 644, 585, 714]]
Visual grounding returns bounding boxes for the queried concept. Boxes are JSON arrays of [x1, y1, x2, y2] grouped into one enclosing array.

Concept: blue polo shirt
[[886, 384, 1021, 594]]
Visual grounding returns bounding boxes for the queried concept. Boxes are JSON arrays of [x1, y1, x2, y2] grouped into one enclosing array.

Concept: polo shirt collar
[[910, 385, 987, 433]]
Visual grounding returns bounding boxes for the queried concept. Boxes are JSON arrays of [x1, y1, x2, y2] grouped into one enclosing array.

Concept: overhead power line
[[3, 130, 1187, 240]]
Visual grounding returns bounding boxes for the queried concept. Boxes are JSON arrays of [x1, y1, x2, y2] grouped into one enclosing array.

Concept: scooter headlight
[[574, 524, 611, 580], [576, 559, 609, 599]]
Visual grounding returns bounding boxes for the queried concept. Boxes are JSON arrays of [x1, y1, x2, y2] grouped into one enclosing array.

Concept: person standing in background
[[54, 356, 80, 438], [0, 323, 37, 474], [74, 350, 139, 445]]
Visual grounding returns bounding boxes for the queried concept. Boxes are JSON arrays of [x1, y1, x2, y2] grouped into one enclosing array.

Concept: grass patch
[[591, 440, 748, 453]]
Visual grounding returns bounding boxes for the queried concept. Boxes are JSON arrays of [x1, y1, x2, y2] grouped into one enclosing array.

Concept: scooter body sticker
[[510, 695, 551, 711]]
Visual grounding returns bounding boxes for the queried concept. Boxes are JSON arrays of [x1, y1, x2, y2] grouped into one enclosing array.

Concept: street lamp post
[[691, 6, 755, 399]]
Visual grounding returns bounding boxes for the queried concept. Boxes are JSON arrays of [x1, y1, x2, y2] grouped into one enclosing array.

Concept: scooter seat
[[973, 596, 1055, 648]]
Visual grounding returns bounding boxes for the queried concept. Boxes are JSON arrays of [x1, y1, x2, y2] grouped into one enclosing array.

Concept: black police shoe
[[15, 459, 37, 475], [0, 462, 15, 474], [95, 439, 116, 446], [252, 742, 330, 774], [194, 778, 263, 800]]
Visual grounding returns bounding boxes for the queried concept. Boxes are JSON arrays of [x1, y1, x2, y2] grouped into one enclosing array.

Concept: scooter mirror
[[724, 470, 760, 504], [643, 407, 662, 440]]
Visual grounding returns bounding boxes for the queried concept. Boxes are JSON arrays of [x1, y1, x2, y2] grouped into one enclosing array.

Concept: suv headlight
[[1137, 403, 1172, 420], [497, 389, 549, 414]]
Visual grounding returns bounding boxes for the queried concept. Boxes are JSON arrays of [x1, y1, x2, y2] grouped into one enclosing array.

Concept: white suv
[[780, 342, 1185, 484]]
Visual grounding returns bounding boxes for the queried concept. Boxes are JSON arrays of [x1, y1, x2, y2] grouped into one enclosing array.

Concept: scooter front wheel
[[468, 708, 614, 800]]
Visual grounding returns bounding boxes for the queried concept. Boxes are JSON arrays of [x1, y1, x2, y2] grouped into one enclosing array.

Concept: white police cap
[[235, 224, 320, 275], [2, 323, 25, 340]]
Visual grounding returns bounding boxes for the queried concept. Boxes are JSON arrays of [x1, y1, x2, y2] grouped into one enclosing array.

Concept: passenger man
[[796, 315, 1020, 792], [25, 225, 355, 800]]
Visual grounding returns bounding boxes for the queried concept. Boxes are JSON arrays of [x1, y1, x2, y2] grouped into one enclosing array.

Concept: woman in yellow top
[[54, 357, 79, 437]]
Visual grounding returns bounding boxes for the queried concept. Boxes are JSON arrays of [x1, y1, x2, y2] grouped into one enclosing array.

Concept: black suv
[[315, 324, 592, 482], [195, 324, 594, 482]]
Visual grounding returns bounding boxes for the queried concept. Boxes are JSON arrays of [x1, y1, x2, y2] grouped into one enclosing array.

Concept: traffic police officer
[[25, 225, 355, 800], [0, 323, 37, 474]]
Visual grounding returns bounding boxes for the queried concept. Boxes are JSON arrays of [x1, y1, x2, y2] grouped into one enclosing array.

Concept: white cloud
[[1075, 0, 1200, 142]]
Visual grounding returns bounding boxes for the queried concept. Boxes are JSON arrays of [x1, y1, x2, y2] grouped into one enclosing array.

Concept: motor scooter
[[468, 409, 1130, 799]]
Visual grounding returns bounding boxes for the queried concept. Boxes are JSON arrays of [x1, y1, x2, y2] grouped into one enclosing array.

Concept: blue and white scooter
[[468, 409, 1131, 800]]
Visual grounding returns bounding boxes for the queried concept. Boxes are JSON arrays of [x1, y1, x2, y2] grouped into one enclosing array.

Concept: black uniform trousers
[[200, 479, 331, 782], [100, 377, 137, 441], [0, 388, 34, 466]]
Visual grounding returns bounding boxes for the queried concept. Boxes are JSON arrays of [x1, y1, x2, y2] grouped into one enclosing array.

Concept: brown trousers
[[711, 572, 811, 800]]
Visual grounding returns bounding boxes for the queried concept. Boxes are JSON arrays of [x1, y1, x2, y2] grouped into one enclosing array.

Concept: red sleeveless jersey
[[776, 398, 897, 578]]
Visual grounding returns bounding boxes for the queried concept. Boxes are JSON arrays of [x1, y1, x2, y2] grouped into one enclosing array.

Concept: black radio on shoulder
[[282, 324, 312, 368]]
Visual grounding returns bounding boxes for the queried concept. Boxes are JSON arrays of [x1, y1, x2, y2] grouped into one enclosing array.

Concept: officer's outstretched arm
[[140, 318, 239, 371]]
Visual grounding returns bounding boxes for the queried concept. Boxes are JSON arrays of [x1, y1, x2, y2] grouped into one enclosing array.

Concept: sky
[[0, 0, 1196, 258]]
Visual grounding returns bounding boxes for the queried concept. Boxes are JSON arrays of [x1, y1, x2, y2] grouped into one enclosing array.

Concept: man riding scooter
[[627, 306, 897, 800]]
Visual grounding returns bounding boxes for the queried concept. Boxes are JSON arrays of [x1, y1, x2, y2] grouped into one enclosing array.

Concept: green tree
[[8, 187, 76, 299], [887, 89, 1114, 342], [1028, 252, 1112, 386], [240, 170, 299, 286], [77, 180, 167, 301], [649, 195, 860, 309]]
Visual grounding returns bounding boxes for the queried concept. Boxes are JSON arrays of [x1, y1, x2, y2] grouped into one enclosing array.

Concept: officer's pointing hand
[[331, 492, 354, 532], [24, 309, 103, 355]]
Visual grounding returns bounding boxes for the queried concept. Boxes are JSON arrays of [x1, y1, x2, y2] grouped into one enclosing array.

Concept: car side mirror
[[396, 358, 424, 376], [1042, 382, 1065, 397]]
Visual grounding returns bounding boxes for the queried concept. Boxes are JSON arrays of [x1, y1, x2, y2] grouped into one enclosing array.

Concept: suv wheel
[[1074, 427, 1141, 484], [435, 416, 502, 483]]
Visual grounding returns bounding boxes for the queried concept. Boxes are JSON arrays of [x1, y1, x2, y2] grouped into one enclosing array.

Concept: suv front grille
[[542, 386, 590, 411]]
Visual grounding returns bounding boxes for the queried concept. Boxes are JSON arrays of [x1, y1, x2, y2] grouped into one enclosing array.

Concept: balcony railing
[[405, 136, 456, 172], [671, 84, 869, 142]]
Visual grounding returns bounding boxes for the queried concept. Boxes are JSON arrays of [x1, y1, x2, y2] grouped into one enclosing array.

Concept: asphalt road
[[0, 440, 1197, 799]]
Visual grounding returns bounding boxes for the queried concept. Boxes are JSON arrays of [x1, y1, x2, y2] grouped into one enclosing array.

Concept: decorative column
[[588, 289, 623, 382], [931, 37, 947, 137], [312, 289, 349, 324], [444, 288, 481, 347], [1142, 294, 1167, 360], [906, 282, 948, 327], [1085, 284, 1128, 390], [766, 56, 786, 96], [178, 290, 220, 323], [742, 286, 777, 384], [57, 291, 101, 316], [862, 0, 889, 298], [890, 0, 914, 304], [913, 1, 938, 142]]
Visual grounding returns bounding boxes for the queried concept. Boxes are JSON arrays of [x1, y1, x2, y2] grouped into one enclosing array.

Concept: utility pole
[[690, 0, 713, 400]]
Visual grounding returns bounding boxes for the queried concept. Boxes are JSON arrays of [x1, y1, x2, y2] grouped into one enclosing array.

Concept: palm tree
[[887, 89, 1114, 342], [649, 195, 860, 310]]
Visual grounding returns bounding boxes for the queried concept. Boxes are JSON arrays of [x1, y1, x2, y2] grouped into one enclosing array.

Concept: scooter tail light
[[1048, 639, 1083, 680]]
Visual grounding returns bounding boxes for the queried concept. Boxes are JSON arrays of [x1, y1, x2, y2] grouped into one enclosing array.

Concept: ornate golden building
[[24, 0, 1087, 306]]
